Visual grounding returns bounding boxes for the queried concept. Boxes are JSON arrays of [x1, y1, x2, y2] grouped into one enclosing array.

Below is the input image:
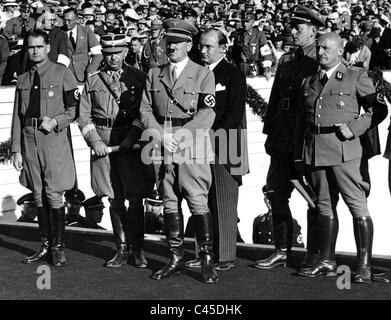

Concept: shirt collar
[[302, 42, 316, 57], [169, 56, 189, 77], [67, 25, 77, 36], [29, 59, 51, 76], [206, 56, 225, 71], [321, 62, 341, 79]]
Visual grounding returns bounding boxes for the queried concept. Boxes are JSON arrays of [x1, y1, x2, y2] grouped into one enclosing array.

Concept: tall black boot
[[127, 204, 148, 268], [194, 213, 218, 284], [50, 207, 67, 267], [298, 215, 338, 277], [353, 216, 373, 283], [22, 207, 50, 264], [297, 208, 320, 272], [254, 201, 292, 269], [105, 206, 128, 268], [152, 212, 185, 280]]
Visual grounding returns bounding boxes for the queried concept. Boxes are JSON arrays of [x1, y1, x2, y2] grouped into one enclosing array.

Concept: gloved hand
[[119, 136, 134, 154], [293, 160, 306, 178]]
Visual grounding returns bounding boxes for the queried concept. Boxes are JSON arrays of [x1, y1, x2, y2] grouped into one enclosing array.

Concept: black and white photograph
[[0, 0, 391, 309]]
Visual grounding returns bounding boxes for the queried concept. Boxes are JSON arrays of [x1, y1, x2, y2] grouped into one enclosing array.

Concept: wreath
[[368, 68, 391, 103], [246, 84, 268, 121], [0, 138, 12, 164]]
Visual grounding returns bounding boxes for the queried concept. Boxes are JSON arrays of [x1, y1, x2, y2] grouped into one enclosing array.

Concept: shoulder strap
[[160, 81, 196, 117], [98, 72, 120, 103]]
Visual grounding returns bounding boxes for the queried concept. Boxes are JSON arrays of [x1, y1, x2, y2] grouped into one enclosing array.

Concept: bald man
[[294, 32, 387, 283]]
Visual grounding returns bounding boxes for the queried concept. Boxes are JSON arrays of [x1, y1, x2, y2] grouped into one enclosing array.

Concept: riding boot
[[22, 207, 50, 264], [152, 212, 185, 280], [254, 201, 292, 269], [127, 204, 148, 268], [297, 208, 320, 272], [105, 206, 128, 268], [353, 216, 373, 283], [298, 215, 338, 277], [194, 212, 218, 284], [50, 207, 67, 267]]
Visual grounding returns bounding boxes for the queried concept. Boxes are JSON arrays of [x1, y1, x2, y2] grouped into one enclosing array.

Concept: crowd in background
[[2, 0, 391, 85]]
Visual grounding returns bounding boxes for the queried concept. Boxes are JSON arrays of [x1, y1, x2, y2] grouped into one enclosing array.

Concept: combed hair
[[27, 29, 49, 44], [203, 28, 228, 46]]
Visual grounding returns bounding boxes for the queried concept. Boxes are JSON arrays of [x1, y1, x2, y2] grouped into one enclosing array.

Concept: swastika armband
[[64, 88, 79, 107], [198, 93, 216, 109]]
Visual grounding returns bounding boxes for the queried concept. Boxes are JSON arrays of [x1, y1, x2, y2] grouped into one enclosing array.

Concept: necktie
[[21, 22, 26, 38], [171, 65, 177, 83], [320, 73, 328, 87], [70, 31, 76, 50], [296, 47, 304, 61], [25, 71, 41, 118]]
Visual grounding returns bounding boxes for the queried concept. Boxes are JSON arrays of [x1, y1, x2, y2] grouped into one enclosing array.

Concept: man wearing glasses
[[62, 8, 102, 85]]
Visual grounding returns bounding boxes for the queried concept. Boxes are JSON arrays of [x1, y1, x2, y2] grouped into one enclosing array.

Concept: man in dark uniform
[[185, 28, 249, 271], [141, 19, 169, 73], [78, 34, 155, 268], [11, 29, 79, 267], [255, 6, 325, 271], [239, 13, 272, 77], [295, 33, 387, 282], [183, 8, 202, 65], [140, 18, 218, 283]]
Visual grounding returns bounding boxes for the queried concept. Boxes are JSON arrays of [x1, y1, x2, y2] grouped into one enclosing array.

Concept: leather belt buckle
[[187, 108, 195, 116], [281, 98, 290, 111], [315, 124, 321, 135], [31, 118, 38, 129], [172, 98, 179, 106]]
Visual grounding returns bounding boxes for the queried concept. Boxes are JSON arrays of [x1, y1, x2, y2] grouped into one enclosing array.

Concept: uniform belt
[[92, 117, 131, 128], [309, 124, 336, 135], [24, 117, 42, 128], [156, 116, 192, 126], [279, 98, 290, 111]]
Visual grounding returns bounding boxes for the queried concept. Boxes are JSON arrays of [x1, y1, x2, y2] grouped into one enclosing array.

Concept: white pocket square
[[216, 83, 226, 92]]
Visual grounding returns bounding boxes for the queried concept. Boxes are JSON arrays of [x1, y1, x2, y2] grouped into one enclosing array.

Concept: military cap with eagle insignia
[[163, 18, 198, 42], [290, 5, 325, 27], [100, 34, 128, 53]]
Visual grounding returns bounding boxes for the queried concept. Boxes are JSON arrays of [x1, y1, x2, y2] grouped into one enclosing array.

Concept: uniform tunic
[[11, 60, 78, 208], [295, 63, 387, 217], [141, 37, 169, 73], [78, 65, 154, 200], [140, 59, 216, 215]]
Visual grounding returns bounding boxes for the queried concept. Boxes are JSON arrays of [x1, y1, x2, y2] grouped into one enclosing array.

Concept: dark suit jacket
[[211, 58, 249, 184], [48, 27, 69, 64], [65, 25, 103, 83]]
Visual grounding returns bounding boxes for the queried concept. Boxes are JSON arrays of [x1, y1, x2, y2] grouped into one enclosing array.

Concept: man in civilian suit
[[186, 28, 249, 271], [62, 8, 103, 85]]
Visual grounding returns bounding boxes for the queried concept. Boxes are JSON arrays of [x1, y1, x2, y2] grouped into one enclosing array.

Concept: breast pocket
[[148, 88, 162, 106], [183, 87, 200, 115], [17, 85, 29, 113], [42, 81, 60, 113], [89, 88, 107, 108], [330, 86, 352, 111]]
